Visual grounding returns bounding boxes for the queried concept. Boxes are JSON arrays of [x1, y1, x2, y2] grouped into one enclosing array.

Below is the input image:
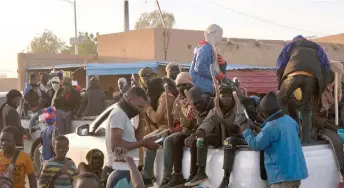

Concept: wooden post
[[335, 72, 339, 126]]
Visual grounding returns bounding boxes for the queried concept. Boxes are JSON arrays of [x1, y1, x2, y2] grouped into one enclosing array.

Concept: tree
[[28, 30, 67, 53], [62, 32, 98, 56], [135, 10, 176, 29]]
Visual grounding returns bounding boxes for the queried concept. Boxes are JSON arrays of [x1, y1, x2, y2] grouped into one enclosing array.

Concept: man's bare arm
[[135, 115, 145, 141], [126, 157, 145, 188], [111, 128, 144, 151]]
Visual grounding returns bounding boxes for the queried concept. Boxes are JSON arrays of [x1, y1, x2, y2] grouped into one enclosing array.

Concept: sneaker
[[159, 177, 170, 188], [186, 175, 195, 183], [184, 172, 208, 187], [218, 178, 229, 188], [142, 176, 154, 187], [161, 173, 185, 188]]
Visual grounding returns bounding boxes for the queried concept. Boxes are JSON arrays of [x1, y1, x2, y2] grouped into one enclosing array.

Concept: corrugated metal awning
[[86, 62, 159, 76], [26, 64, 84, 70], [157, 61, 275, 70]]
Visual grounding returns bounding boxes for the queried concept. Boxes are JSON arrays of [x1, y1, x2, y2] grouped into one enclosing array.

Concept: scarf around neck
[[118, 97, 140, 119]]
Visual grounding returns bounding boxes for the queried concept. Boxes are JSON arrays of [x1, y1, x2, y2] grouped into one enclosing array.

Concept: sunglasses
[[177, 83, 189, 88]]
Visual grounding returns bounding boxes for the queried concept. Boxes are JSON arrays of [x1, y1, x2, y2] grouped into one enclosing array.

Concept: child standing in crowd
[[40, 107, 59, 162], [0, 126, 37, 188], [39, 135, 78, 188], [242, 91, 308, 188]]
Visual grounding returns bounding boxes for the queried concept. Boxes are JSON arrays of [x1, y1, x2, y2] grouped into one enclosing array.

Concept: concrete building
[[98, 28, 344, 66], [312, 33, 344, 44], [17, 28, 344, 92]]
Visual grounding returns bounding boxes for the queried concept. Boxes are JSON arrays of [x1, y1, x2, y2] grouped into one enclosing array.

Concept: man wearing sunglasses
[[184, 79, 248, 188]]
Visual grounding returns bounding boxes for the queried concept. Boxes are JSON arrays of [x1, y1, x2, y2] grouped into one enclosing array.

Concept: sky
[[1, 0, 343, 77]]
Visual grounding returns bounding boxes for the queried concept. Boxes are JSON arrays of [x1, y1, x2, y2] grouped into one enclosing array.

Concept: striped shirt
[[39, 158, 78, 188]]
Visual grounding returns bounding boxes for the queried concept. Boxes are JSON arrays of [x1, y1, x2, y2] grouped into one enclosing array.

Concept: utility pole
[[124, 0, 129, 32], [154, 0, 168, 60], [74, 0, 78, 55], [61, 0, 79, 55]]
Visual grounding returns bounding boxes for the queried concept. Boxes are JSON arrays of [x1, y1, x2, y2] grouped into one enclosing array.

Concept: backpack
[[0, 150, 20, 188]]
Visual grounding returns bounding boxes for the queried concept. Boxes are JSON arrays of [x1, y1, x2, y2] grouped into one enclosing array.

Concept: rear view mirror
[[76, 124, 90, 136]]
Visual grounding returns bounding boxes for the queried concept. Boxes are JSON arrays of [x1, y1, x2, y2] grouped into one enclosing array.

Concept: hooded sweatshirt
[[243, 92, 308, 185], [77, 77, 106, 117], [52, 78, 81, 114]]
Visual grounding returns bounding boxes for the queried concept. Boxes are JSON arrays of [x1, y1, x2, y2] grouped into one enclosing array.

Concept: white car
[[66, 104, 341, 188]]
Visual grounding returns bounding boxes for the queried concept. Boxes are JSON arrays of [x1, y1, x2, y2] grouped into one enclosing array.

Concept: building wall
[[97, 29, 156, 61], [0, 78, 19, 92], [312, 34, 344, 44], [151, 29, 344, 66]]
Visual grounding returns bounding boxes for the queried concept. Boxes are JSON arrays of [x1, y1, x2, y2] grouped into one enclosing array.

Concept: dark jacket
[[55, 110, 69, 135], [0, 104, 27, 147], [277, 39, 330, 96], [198, 102, 244, 141], [23, 85, 50, 112], [53, 88, 81, 115], [77, 79, 106, 117]]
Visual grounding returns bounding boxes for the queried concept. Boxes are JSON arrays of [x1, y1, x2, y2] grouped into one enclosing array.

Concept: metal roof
[[86, 62, 158, 76], [157, 61, 275, 70], [26, 64, 84, 71], [227, 70, 278, 94]]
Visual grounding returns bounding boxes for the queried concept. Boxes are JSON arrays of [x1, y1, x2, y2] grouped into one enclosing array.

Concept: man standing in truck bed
[[276, 35, 331, 143]]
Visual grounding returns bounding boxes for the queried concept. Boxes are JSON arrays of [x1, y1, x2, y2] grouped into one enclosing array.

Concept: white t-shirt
[[105, 104, 139, 169]]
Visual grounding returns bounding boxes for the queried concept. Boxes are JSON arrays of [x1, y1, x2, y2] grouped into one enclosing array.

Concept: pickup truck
[[58, 104, 343, 188], [0, 93, 341, 187]]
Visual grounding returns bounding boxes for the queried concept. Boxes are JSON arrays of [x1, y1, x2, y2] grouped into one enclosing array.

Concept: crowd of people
[[0, 23, 343, 188]]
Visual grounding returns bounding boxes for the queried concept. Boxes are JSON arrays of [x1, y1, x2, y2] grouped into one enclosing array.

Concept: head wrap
[[43, 107, 56, 123], [175, 72, 193, 85], [86, 149, 104, 162], [118, 77, 128, 85], [320, 61, 344, 112], [138, 67, 155, 77], [292, 35, 305, 41], [218, 79, 236, 93], [166, 61, 181, 72], [204, 24, 223, 45]]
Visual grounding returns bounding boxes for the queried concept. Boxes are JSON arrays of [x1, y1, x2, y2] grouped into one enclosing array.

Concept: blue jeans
[[142, 149, 157, 179], [29, 109, 43, 128], [162, 133, 175, 180]]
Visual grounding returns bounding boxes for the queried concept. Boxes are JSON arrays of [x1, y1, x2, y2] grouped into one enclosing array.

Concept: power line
[[207, 1, 331, 36]]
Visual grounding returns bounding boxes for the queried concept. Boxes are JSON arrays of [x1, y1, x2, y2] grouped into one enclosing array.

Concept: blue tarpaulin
[[157, 62, 274, 70], [86, 62, 159, 76], [85, 61, 275, 76]]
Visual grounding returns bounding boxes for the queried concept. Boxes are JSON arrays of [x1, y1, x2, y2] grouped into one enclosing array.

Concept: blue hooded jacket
[[189, 42, 227, 94], [243, 112, 309, 185]]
